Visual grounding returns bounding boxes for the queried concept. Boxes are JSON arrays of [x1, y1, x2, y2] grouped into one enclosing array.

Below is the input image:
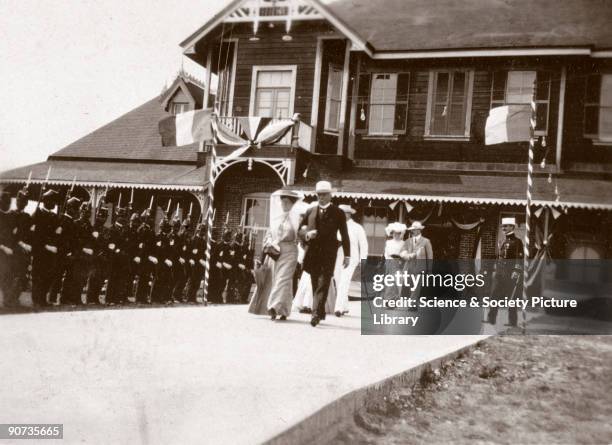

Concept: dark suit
[[487, 232, 523, 326], [300, 204, 350, 319]]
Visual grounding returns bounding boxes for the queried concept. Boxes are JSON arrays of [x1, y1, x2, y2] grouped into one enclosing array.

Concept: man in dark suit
[[299, 181, 350, 327]]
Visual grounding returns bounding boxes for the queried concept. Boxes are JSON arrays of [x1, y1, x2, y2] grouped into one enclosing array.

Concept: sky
[[0, 0, 226, 171]]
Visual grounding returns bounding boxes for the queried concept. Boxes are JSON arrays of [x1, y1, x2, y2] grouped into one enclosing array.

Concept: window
[[242, 193, 271, 254], [425, 70, 474, 138], [355, 72, 409, 136], [491, 70, 551, 135], [584, 73, 612, 142], [324, 64, 343, 132], [170, 102, 189, 115], [250, 66, 296, 118], [362, 206, 388, 256]]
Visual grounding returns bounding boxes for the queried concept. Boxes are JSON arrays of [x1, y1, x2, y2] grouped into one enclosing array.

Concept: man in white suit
[[334, 205, 368, 317]]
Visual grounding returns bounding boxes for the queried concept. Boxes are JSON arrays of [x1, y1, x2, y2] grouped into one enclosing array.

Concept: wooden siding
[[353, 58, 562, 164]]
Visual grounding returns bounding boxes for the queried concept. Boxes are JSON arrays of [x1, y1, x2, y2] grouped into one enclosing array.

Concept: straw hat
[[338, 204, 356, 214], [407, 221, 425, 231], [385, 222, 407, 237]]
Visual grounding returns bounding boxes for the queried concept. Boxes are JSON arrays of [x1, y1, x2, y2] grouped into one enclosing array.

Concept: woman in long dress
[[265, 190, 302, 320], [248, 254, 274, 315], [383, 222, 407, 300]]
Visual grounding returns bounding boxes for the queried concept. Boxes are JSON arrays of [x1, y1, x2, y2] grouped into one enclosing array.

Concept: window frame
[[490, 70, 551, 136], [324, 63, 344, 134], [170, 102, 190, 115], [424, 69, 475, 141], [249, 65, 297, 118], [584, 72, 612, 144], [355, 71, 410, 137]]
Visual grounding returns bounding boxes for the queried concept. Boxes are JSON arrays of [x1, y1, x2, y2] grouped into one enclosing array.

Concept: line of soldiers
[[0, 186, 256, 309]]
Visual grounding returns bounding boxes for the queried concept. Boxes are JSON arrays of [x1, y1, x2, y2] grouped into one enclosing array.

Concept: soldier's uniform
[[8, 189, 33, 307], [85, 207, 109, 305], [135, 210, 156, 304], [218, 230, 239, 304], [55, 197, 83, 305], [123, 212, 141, 303], [31, 189, 60, 307], [170, 217, 190, 302], [67, 202, 94, 305], [105, 208, 130, 305], [0, 191, 15, 307], [150, 218, 174, 304], [234, 232, 254, 303], [185, 223, 207, 304], [487, 218, 524, 326]]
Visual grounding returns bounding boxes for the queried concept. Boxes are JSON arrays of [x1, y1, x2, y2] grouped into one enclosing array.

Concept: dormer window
[[171, 102, 190, 115]]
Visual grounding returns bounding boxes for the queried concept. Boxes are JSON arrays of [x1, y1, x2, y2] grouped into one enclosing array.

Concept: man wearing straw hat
[[299, 181, 350, 327], [334, 204, 368, 317]]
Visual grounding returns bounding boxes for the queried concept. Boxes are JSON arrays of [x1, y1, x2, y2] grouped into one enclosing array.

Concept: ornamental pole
[[521, 80, 537, 332]]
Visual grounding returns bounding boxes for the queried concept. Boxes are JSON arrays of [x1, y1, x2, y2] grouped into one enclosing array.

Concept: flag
[[159, 108, 214, 147], [485, 105, 531, 145]]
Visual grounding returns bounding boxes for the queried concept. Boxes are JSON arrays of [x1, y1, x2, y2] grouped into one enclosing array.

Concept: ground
[[332, 335, 612, 445]]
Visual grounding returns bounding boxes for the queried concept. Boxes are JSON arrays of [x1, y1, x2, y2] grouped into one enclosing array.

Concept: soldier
[[486, 216, 524, 327], [66, 202, 94, 305], [234, 231, 254, 304], [170, 216, 190, 303], [124, 212, 141, 303], [86, 206, 109, 305], [105, 207, 130, 305], [150, 216, 174, 304], [0, 191, 15, 307], [31, 189, 60, 307], [135, 209, 156, 304], [218, 229, 238, 304], [7, 189, 32, 307], [185, 222, 207, 304], [55, 196, 82, 305]]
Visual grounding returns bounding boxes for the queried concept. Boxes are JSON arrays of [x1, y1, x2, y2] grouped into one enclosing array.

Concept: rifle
[[33, 167, 52, 215], [59, 176, 77, 216]]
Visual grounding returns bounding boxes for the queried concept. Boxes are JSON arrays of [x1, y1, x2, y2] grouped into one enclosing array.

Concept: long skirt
[[248, 256, 274, 315], [266, 242, 298, 317]]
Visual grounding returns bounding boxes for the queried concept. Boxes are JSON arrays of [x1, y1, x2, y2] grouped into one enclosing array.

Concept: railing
[[216, 116, 313, 152]]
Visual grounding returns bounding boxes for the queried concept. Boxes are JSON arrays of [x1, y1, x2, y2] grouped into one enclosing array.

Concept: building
[[2, 0, 612, 289]]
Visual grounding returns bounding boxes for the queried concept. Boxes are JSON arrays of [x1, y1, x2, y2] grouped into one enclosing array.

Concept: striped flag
[[159, 109, 214, 147], [485, 105, 531, 145]]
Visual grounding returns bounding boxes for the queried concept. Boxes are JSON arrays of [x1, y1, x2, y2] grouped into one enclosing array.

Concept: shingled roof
[[320, 0, 612, 51], [49, 97, 198, 163]]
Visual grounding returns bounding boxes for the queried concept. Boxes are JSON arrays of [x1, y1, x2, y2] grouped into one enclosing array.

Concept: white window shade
[[599, 74, 612, 141], [369, 73, 398, 135], [506, 71, 536, 104]]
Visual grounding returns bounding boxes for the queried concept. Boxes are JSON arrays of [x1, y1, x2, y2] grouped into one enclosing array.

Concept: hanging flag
[[159, 108, 214, 147], [212, 115, 298, 147], [485, 105, 531, 145]]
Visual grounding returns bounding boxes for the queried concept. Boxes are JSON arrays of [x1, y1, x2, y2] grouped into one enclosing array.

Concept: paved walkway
[[0, 302, 483, 445]]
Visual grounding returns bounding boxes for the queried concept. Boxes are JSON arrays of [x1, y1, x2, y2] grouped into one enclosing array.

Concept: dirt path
[[331, 335, 612, 445]]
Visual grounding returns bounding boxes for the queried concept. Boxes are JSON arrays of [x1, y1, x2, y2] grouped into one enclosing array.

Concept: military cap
[[66, 196, 81, 210], [130, 212, 140, 222], [42, 189, 59, 200]]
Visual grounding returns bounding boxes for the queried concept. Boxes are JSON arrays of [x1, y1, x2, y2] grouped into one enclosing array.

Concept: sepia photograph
[[0, 0, 611, 443]]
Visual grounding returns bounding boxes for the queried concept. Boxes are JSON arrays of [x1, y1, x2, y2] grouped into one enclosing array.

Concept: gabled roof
[[49, 97, 198, 163], [182, 0, 612, 56], [160, 72, 205, 111]]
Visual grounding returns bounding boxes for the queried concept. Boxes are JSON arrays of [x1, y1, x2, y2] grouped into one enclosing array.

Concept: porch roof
[[0, 160, 208, 192], [288, 168, 612, 210]]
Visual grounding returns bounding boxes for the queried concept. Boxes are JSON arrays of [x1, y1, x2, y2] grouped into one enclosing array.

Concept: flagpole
[[202, 139, 217, 304], [521, 81, 537, 333]]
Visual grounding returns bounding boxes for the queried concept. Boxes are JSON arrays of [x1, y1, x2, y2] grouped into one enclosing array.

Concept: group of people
[[0, 186, 256, 309], [248, 181, 369, 327]]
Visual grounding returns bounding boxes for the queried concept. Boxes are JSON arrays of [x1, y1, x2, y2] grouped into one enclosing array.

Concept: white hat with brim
[[338, 204, 356, 214], [501, 217, 516, 226], [273, 189, 303, 200], [385, 222, 407, 237], [408, 221, 425, 231], [315, 180, 334, 194]]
